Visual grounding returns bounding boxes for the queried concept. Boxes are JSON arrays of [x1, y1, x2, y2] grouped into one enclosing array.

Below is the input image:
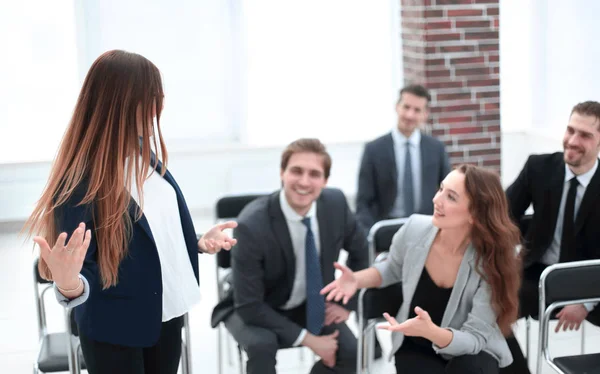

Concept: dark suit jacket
[[356, 132, 450, 230], [56, 162, 199, 347], [211, 188, 369, 346], [506, 152, 600, 267]]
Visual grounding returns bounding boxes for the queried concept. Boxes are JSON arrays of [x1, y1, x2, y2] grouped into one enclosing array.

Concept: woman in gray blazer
[[322, 164, 522, 373]]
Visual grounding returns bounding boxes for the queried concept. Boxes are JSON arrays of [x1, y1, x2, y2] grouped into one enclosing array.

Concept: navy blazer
[[356, 132, 450, 231], [55, 163, 199, 347]]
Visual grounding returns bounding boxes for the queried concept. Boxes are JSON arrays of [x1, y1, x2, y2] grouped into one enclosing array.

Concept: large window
[[0, 1, 402, 163], [241, 0, 403, 146]]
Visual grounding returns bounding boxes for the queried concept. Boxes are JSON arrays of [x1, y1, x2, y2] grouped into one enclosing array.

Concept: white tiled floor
[[1, 218, 599, 374]]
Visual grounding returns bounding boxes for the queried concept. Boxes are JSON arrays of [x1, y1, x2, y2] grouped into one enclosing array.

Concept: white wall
[[241, 0, 402, 146], [3, 0, 600, 223]]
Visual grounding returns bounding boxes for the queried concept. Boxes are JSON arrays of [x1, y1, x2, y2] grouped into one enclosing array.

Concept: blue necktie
[[403, 141, 415, 216], [302, 217, 325, 335]]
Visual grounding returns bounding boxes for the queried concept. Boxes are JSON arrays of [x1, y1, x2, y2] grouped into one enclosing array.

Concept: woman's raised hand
[[33, 222, 91, 290]]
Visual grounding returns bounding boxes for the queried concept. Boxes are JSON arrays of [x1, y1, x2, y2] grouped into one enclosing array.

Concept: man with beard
[[503, 101, 600, 373]]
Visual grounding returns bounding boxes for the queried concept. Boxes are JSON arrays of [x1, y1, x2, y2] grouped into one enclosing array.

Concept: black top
[[402, 266, 453, 351]]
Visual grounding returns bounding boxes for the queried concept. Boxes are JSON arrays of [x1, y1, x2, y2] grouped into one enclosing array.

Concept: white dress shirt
[[389, 127, 422, 217], [541, 159, 598, 311], [278, 190, 321, 345]]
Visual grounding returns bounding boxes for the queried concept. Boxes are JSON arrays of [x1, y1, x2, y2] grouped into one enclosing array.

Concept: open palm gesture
[[198, 221, 238, 254], [320, 262, 358, 305], [33, 222, 91, 289]]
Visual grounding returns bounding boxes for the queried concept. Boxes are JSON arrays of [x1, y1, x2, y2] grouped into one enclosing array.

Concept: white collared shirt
[[389, 127, 422, 217], [130, 170, 201, 321], [278, 189, 321, 344]]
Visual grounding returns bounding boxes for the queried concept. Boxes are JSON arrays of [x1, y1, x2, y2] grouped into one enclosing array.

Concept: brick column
[[401, 0, 500, 171]]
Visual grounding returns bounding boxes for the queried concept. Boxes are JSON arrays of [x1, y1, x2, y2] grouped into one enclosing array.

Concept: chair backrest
[[540, 259, 600, 308], [215, 194, 267, 220], [367, 218, 408, 263], [33, 257, 80, 338], [214, 193, 268, 269]]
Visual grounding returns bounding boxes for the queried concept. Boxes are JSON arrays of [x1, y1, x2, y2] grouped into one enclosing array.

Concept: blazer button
[[154, 292, 158, 295]]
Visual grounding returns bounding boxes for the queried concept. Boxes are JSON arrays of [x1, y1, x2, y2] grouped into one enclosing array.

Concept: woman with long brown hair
[[321, 164, 521, 373], [24, 50, 237, 374]]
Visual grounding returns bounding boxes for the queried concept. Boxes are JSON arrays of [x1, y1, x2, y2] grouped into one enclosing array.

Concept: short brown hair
[[281, 138, 332, 179], [571, 101, 600, 130], [398, 84, 431, 105]]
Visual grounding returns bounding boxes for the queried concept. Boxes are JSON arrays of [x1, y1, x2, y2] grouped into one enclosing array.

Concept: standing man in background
[[356, 84, 450, 232]]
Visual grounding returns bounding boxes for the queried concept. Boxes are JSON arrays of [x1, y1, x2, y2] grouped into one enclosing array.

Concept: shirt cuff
[[54, 274, 90, 308], [584, 302, 597, 312], [293, 329, 308, 347]]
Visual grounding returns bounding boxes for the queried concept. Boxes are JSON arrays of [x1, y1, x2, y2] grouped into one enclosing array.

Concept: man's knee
[[244, 332, 279, 359]]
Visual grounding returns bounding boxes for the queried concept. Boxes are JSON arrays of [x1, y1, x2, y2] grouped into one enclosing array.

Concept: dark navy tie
[[403, 141, 415, 216], [302, 217, 325, 335]]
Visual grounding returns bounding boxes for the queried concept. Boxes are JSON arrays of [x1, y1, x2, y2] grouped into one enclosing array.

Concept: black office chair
[[519, 215, 588, 366], [536, 259, 600, 374], [33, 257, 86, 374], [356, 218, 407, 374], [213, 193, 268, 374]]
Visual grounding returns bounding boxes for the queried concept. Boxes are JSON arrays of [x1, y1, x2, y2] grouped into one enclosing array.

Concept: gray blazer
[[372, 214, 512, 368]]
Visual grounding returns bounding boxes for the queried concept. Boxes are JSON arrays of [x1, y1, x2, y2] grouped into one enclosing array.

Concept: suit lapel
[[575, 161, 600, 234], [441, 244, 474, 327], [268, 194, 296, 287], [316, 197, 334, 280], [384, 133, 398, 189], [419, 137, 434, 211], [545, 163, 566, 235]]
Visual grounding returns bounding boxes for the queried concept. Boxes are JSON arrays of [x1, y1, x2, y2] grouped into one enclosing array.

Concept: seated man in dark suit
[[212, 138, 369, 374], [356, 84, 450, 232], [503, 101, 600, 374]]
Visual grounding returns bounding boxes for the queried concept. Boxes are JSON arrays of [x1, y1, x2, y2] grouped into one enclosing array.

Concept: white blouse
[[130, 170, 201, 322]]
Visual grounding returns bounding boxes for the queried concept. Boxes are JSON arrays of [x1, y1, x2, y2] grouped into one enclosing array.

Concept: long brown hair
[[458, 164, 521, 335], [24, 50, 168, 288]]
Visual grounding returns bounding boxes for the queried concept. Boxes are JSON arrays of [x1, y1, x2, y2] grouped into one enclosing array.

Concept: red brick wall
[[400, 0, 500, 171]]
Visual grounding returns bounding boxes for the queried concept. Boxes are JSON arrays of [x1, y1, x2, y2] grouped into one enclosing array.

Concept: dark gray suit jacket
[[211, 188, 369, 346], [356, 132, 450, 231]]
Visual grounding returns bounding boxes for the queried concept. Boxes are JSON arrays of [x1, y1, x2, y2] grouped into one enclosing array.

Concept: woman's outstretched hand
[[198, 221, 238, 254], [33, 222, 91, 290], [378, 307, 434, 337], [319, 262, 358, 305]]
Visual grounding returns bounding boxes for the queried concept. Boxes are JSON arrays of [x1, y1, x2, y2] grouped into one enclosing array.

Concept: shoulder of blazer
[[365, 132, 393, 151], [402, 214, 436, 244], [420, 133, 444, 150], [525, 152, 564, 175], [317, 188, 346, 208], [235, 192, 275, 230]]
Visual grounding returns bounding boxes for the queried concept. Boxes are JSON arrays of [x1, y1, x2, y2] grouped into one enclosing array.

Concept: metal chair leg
[[217, 325, 223, 374], [181, 313, 192, 374], [581, 321, 586, 354], [181, 340, 189, 374], [237, 345, 245, 374], [227, 328, 234, 366]]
